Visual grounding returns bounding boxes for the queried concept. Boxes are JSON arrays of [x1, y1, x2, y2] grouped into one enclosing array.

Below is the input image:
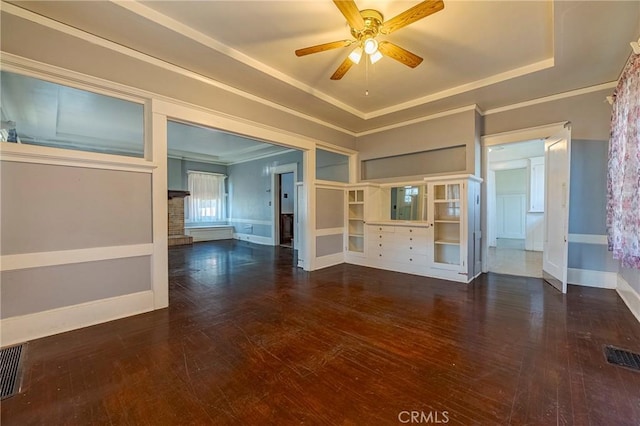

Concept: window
[[316, 148, 349, 183], [0, 71, 144, 157], [186, 171, 226, 223]]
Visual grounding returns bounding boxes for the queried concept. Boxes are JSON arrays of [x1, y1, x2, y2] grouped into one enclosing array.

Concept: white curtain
[[186, 172, 226, 223]]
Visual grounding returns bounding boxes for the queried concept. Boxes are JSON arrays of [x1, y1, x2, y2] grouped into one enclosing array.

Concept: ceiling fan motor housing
[[350, 9, 384, 44]]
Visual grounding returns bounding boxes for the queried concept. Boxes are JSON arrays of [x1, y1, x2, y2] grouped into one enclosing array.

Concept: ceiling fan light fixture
[[369, 50, 383, 64], [363, 37, 378, 55], [348, 47, 363, 64]]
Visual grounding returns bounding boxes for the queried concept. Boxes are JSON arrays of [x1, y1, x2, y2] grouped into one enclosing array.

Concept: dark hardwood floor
[[3, 240, 640, 425]]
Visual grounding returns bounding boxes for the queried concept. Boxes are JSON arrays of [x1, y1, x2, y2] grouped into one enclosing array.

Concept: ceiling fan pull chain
[[365, 57, 369, 96]]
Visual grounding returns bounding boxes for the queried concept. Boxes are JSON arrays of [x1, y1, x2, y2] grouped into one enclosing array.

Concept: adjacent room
[[1, 1, 639, 424]]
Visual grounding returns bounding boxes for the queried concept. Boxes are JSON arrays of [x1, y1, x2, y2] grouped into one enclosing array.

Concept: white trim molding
[[0, 244, 154, 272], [233, 233, 273, 246], [0, 290, 154, 347], [0, 142, 156, 173], [567, 268, 617, 289], [482, 122, 569, 147], [484, 82, 617, 115], [228, 218, 272, 226], [568, 234, 608, 245], [617, 274, 640, 324], [316, 227, 345, 237], [314, 252, 345, 270]]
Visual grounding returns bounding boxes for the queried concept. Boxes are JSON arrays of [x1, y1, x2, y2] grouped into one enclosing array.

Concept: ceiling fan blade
[[333, 0, 365, 31], [382, 0, 444, 34], [295, 40, 353, 57], [378, 41, 423, 68], [330, 56, 354, 80]]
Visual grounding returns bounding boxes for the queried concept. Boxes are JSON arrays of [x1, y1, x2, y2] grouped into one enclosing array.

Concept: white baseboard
[[0, 290, 154, 347], [617, 274, 640, 323], [233, 233, 273, 246], [313, 252, 344, 270], [567, 268, 617, 289]]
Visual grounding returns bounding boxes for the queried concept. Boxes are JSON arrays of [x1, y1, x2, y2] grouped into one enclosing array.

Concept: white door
[[496, 194, 526, 239], [543, 128, 571, 293]]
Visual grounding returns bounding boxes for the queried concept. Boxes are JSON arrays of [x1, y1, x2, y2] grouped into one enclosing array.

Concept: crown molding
[[356, 105, 480, 137], [483, 81, 617, 115]]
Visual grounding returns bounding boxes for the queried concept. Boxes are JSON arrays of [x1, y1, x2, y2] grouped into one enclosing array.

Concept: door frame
[[271, 163, 298, 248], [481, 122, 570, 277]]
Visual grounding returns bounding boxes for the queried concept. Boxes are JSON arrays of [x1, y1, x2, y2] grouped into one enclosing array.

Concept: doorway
[[482, 122, 572, 292], [271, 163, 298, 250], [278, 172, 294, 248], [486, 141, 544, 278]]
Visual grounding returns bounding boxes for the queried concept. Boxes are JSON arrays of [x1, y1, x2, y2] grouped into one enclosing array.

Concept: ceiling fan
[[295, 0, 445, 80]]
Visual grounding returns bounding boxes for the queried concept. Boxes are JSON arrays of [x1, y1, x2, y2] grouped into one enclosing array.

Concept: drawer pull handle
[[409, 229, 413, 233], [409, 258, 413, 261], [379, 254, 382, 257], [410, 237, 413, 241], [410, 247, 413, 250], [379, 243, 382, 247]]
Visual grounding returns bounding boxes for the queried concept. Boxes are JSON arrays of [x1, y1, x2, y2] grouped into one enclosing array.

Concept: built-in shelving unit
[[343, 175, 481, 283], [431, 182, 462, 268], [347, 189, 365, 253]]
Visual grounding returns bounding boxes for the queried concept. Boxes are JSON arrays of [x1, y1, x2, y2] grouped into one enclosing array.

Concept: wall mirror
[[390, 185, 426, 221]]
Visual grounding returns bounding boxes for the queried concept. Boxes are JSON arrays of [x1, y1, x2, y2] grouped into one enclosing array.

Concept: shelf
[[434, 219, 459, 223], [349, 216, 364, 220], [349, 233, 364, 237], [433, 199, 460, 203], [434, 239, 460, 245], [348, 201, 364, 205]]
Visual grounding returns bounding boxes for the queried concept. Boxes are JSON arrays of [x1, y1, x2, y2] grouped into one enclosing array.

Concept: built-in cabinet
[[431, 181, 463, 269], [345, 175, 482, 283], [347, 188, 365, 253], [345, 185, 381, 259]]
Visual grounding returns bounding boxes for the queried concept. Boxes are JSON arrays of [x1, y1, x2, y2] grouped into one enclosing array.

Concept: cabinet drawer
[[395, 253, 428, 266], [368, 225, 395, 233], [404, 243, 428, 255], [395, 226, 429, 236], [368, 240, 402, 252], [370, 232, 394, 242]]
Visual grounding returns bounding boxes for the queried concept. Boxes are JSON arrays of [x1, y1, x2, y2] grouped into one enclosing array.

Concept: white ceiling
[[3, 1, 640, 135], [167, 121, 293, 164]]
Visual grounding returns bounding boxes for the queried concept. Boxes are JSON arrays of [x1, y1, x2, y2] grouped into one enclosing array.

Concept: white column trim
[[150, 107, 169, 309]]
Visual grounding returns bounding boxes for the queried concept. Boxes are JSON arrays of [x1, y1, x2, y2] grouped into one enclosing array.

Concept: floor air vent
[[1, 344, 26, 399], [604, 345, 640, 372]]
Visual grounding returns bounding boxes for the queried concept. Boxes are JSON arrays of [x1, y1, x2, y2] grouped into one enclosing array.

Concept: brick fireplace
[[168, 190, 193, 247]]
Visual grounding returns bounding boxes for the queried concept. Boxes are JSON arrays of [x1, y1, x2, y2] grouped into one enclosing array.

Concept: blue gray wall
[[167, 158, 228, 190], [227, 151, 303, 238], [567, 140, 619, 273]]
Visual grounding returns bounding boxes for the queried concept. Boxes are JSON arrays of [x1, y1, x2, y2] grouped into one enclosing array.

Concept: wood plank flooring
[[2, 240, 640, 425]]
